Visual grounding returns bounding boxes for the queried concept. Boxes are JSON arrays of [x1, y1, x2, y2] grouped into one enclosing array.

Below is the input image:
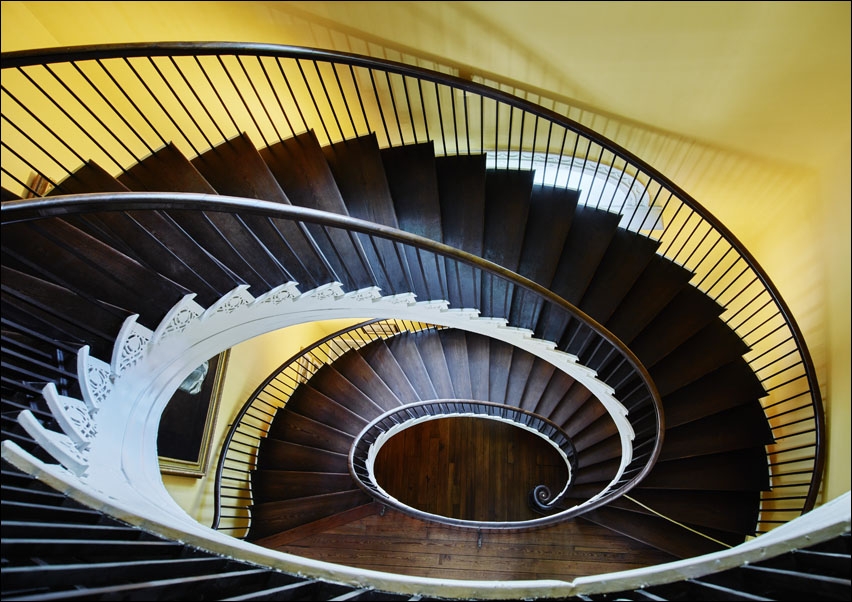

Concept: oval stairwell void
[[373, 416, 569, 523]]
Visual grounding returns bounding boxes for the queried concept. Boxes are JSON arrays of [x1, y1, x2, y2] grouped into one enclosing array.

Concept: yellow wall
[[2, 1, 849, 501]]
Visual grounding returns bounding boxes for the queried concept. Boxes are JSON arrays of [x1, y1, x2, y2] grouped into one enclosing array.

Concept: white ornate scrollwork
[[111, 315, 153, 375], [151, 294, 203, 344], [204, 285, 254, 319], [78, 345, 112, 412], [257, 281, 301, 306], [17, 410, 89, 475], [300, 281, 344, 301], [344, 286, 382, 302], [42, 382, 97, 447]]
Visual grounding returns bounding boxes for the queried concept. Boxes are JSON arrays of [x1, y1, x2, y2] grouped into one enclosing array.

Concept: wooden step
[[259, 130, 373, 291], [359, 340, 421, 403], [119, 143, 295, 294], [465, 331, 491, 402], [580, 505, 733, 559], [322, 134, 409, 295], [436, 154, 487, 309], [662, 359, 767, 428], [504, 345, 536, 408], [571, 412, 618, 452], [255, 439, 349, 473], [480, 169, 533, 319], [413, 329, 456, 399], [606, 254, 694, 344], [385, 333, 439, 401], [575, 433, 622, 467], [49, 160, 128, 195], [380, 142, 443, 241], [578, 228, 661, 325], [487, 338, 515, 405], [266, 408, 354, 455], [283, 384, 369, 436], [518, 358, 557, 413], [259, 130, 349, 215], [249, 490, 372, 541], [641, 448, 771, 491], [380, 141, 444, 303], [630, 285, 725, 367], [2, 266, 129, 358], [607, 489, 761, 536], [529, 367, 577, 418], [650, 319, 752, 396], [510, 185, 580, 330], [547, 383, 596, 431], [252, 470, 356, 502], [659, 404, 774, 461], [2, 219, 188, 327], [548, 205, 622, 305], [191, 132, 328, 289], [191, 133, 290, 202], [438, 329, 473, 400], [118, 142, 215, 193], [305, 365, 386, 422], [329, 349, 404, 412]]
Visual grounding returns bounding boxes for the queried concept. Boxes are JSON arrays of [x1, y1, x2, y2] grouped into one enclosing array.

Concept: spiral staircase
[[1, 43, 847, 600]]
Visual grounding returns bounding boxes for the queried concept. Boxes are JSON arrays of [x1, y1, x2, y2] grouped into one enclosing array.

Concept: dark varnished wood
[[269, 505, 678, 581], [373, 417, 568, 522], [249, 490, 371, 540]]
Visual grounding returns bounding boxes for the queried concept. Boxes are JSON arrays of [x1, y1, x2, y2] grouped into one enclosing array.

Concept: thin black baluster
[[384, 71, 404, 146], [368, 69, 391, 146], [312, 60, 344, 142], [331, 63, 357, 139], [276, 58, 309, 134], [15, 67, 124, 170], [348, 65, 370, 137], [69, 62, 145, 161], [96, 59, 166, 147], [295, 58, 331, 144]]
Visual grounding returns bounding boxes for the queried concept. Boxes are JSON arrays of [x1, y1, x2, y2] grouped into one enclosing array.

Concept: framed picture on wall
[[157, 350, 230, 478]]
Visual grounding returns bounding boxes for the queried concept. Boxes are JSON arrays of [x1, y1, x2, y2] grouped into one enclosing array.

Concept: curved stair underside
[[2, 126, 778, 587]]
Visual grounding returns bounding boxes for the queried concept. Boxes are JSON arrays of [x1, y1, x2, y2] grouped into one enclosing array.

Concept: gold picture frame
[[157, 350, 230, 478]]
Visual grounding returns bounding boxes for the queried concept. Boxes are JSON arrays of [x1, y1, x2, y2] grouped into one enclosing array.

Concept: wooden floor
[[258, 503, 679, 581], [373, 416, 569, 522]]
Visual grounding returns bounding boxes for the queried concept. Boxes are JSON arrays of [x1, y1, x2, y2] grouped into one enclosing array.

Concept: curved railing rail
[[349, 399, 579, 529], [1, 191, 663, 538], [211, 317, 442, 535], [1, 42, 823, 528]]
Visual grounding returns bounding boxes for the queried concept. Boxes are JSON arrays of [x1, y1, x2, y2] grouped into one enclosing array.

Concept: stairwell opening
[[372, 416, 569, 523]]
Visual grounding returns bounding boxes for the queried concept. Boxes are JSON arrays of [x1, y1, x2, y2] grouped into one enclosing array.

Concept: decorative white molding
[[151, 294, 204, 345], [42, 382, 96, 448], [77, 345, 112, 412], [16, 410, 89, 476], [110, 315, 152, 375]]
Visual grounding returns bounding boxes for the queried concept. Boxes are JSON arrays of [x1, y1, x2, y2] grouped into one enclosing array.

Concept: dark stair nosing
[[266, 409, 354, 455], [249, 489, 372, 540], [385, 334, 440, 401], [641, 447, 771, 491], [659, 403, 775, 461], [438, 329, 473, 400], [359, 340, 422, 404], [412, 330, 456, 400], [252, 470, 356, 502], [333, 349, 406, 412]]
